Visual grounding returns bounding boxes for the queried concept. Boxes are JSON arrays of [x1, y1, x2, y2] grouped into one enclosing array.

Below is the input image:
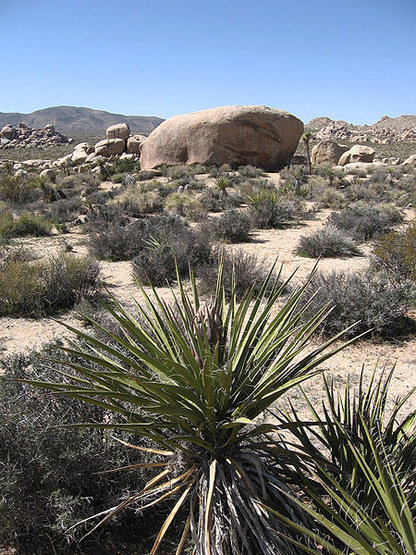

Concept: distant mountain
[[0, 106, 164, 136]]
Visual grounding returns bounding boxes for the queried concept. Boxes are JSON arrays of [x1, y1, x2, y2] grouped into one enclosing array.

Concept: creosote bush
[[248, 190, 306, 229], [296, 225, 361, 258], [0, 173, 40, 204], [132, 215, 211, 286], [0, 252, 101, 316], [207, 209, 252, 243], [300, 269, 415, 338], [372, 222, 416, 282], [0, 211, 52, 240], [328, 201, 403, 241]]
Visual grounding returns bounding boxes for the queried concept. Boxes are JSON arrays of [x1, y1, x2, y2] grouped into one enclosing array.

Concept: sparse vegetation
[[296, 225, 361, 258], [300, 270, 415, 338], [372, 222, 416, 282], [207, 209, 252, 243], [0, 211, 52, 240], [328, 201, 404, 240], [0, 252, 101, 316]]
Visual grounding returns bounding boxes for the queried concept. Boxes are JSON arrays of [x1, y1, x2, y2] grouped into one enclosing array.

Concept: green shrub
[[0, 252, 101, 316], [296, 225, 361, 258], [328, 201, 403, 241], [237, 165, 266, 178], [0, 174, 40, 204], [89, 219, 146, 261], [210, 210, 252, 243], [198, 249, 275, 299], [0, 343, 168, 553], [248, 190, 306, 228], [132, 216, 212, 286], [99, 157, 139, 179], [300, 270, 414, 338], [121, 188, 163, 216], [0, 211, 52, 240], [372, 222, 416, 282], [47, 198, 82, 223], [164, 192, 206, 219]]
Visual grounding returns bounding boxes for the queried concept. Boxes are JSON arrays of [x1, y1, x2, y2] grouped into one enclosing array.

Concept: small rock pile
[[55, 122, 147, 170], [0, 123, 70, 149], [315, 119, 416, 144]]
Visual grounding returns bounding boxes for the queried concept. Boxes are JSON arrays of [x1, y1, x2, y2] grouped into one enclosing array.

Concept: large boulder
[[95, 138, 125, 157], [140, 105, 303, 171], [0, 125, 16, 140], [106, 123, 130, 140], [127, 135, 147, 155], [338, 145, 375, 166], [311, 140, 349, 165]]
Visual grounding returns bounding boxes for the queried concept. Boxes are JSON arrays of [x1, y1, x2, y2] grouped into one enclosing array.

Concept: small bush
[[296, 226, 361, 258], [301, 270, 415, 338], [164, 192, 206, 219], [89, 219, 146, 261], [328, 201, 403, 241], [237, 165, 265, 178], [208, 210, 252, 243], [0, 211, 52, 240], [47, 198, 82, 223], [99, 157, 140, 179], [0, 343, 167, 553], [0, 174, 40, 204], [372, 223, 416, 282], [121, 187, 164, 216], [198, 249, 276, 300], [132, 216, 212, 286], [0, 253, 101, 316], [248, 190, 306, 228]]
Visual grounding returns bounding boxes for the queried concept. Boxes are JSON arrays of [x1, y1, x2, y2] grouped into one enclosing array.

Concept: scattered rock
[[338, 145, 375, 166], [311, 140, 349, 165], [40, 168, 56, 181], [140, 105, 304, 171], [402, 154, 416, 168]]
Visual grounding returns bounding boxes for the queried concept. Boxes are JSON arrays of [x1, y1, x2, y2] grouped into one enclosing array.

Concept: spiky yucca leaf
[[262, 416, 416, 554], [274, 366, 416, 513], [25, 260, 356, 554]]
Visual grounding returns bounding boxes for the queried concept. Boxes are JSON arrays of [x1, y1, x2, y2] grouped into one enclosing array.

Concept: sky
[[1, 0, 415, 124]]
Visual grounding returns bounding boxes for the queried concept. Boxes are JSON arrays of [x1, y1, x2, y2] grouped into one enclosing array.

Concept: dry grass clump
[[0, 252, 101, 316]]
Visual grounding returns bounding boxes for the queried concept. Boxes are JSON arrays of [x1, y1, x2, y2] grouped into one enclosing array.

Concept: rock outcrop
[[140, 105, 304, 171], [338, 145, 375, 166], [311, 140, 349, 165], [0, 123, 70, 149]]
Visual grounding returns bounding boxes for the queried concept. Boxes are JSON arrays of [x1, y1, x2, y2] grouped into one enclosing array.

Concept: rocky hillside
[[0, 106, 164, 136], [306, 114, 416, 143]]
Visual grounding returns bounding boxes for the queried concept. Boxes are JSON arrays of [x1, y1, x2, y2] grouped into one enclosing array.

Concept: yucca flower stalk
[[25, 260, 356, 554]]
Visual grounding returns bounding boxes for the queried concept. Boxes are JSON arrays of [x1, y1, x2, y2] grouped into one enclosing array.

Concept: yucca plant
[[274, 366, 416, 514], [263, 418, 416, 554], [24, 261, 356, 554]]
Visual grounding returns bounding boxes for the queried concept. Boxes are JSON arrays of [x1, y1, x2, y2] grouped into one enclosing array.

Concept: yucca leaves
[[25, 259, 355, 553], [263, 417, 416, 554]]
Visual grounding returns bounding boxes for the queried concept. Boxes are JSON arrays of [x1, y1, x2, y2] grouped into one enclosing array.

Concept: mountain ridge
[[0, 106, 164, 136]]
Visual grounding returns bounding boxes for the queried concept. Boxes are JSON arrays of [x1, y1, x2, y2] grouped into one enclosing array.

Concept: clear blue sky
[[1, 0, 415, 124]]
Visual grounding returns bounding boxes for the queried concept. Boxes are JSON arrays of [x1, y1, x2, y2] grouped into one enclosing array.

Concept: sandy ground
[[0, 205, 415, 413]]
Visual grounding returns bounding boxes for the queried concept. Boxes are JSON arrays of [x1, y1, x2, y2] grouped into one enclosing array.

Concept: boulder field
[[140, 105, 304, 171]]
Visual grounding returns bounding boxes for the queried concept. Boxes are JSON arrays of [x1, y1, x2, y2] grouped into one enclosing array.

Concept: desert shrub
[[237, 165, 266, 178], [0, 174, 40, 204], [164, 192, 206, 219], [0, 211, 52, 240], [198, 249, 277, 299], [132, 216, 212, 285], [328, 201, 403, 241], [372, 223, 416, 282], [89, 218, 146, 261], [120, 186, 164, 216], [110, 172, 125, 183], [160, 164, 207, 180], [0, 343, 169, 553], [207, 210, 252, 243], [0, 252, 101, 317], [47, 198, 82, 223], [307, 176, 347, 208], [99, 157, 139, 179], [248, 190, 307, 228], [296, 225, 361, 258], [300, 270, 414, 338]]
